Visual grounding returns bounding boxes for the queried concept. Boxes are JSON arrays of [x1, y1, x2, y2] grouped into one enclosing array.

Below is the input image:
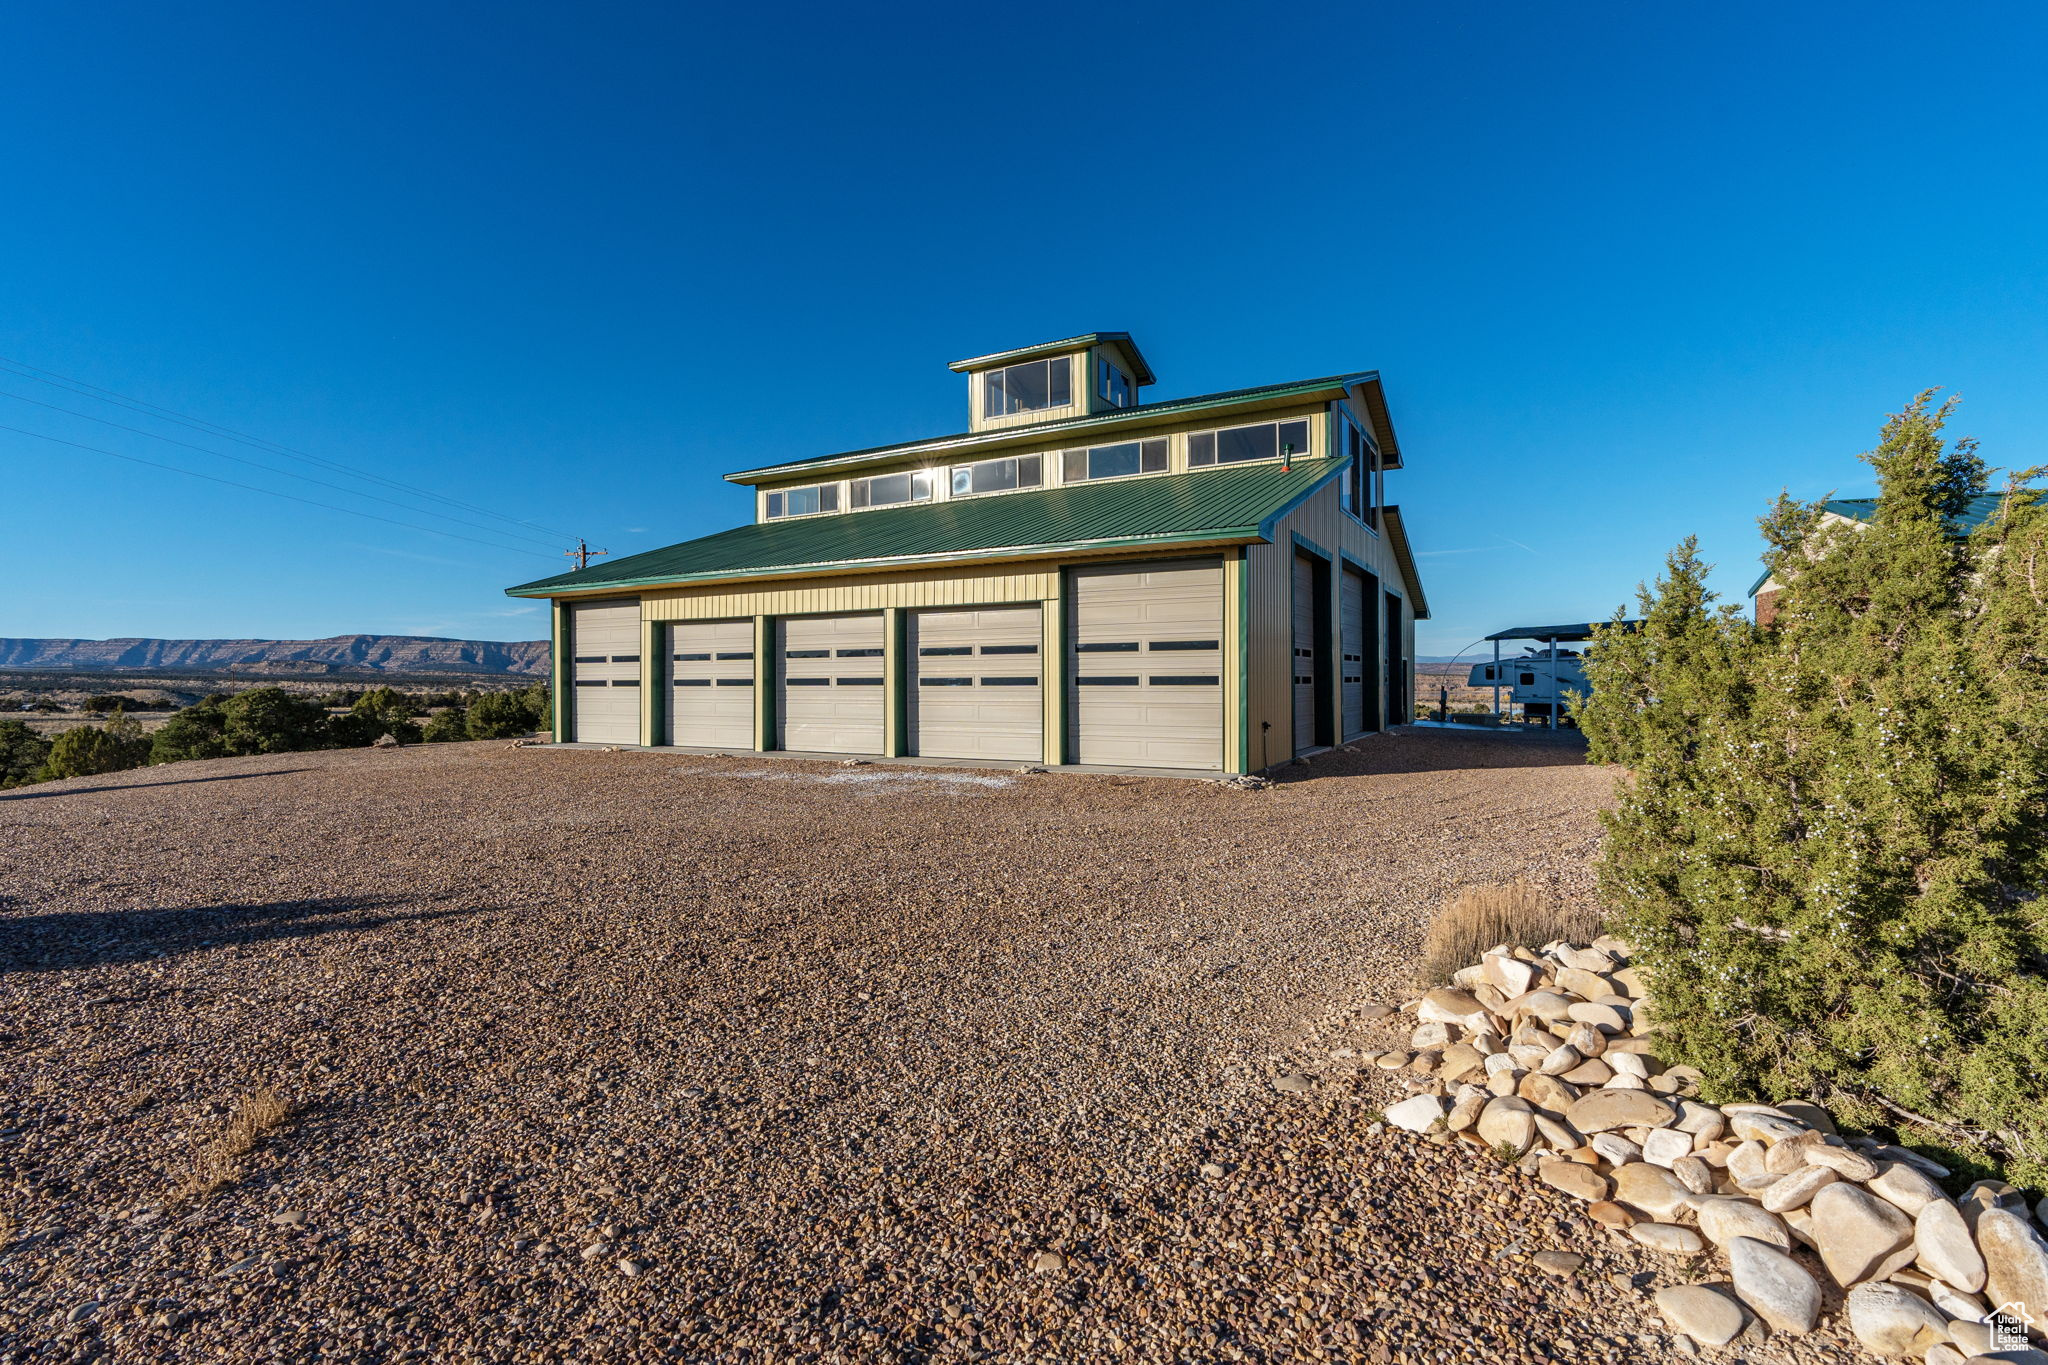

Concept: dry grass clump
[[1417, 879, 1603, 986], [175, 1089, 291, 1201]]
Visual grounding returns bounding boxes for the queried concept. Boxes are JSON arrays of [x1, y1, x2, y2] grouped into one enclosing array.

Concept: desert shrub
[[1578, 392, 2048, 1184], [150, 697, 231, 763], [421, 707, 467, 742], [220, 688, 329, 754], [335, 686, 421, 746], [40, 711, 153, 781], [0, 720, 52, 788], [29, 699, 65, 713], [466, 687, 541, 740], [1417, 879, 1603, 986]]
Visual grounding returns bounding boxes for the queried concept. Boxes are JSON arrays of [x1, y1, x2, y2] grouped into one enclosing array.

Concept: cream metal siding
[[666, 619, 756, 749], [776, 613, 886, 754], [1340, 568, 1369, 739], [1245, 472, 1412, 770], [567, 599, 642, 744], [1291, 554, 1317, 754], [643, 566, 1057, 621], [906, 606, 1043, 761], [1066, 559, 1224, 770]]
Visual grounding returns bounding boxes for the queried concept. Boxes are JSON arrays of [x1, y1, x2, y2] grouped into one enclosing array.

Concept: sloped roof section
[[722, 374, 1370, 483], [508, 460, 1350, 597], [1822, 493, 2009, 533]]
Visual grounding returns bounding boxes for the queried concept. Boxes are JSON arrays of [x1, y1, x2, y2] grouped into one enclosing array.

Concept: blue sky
[[5, 2, 2044, 658]]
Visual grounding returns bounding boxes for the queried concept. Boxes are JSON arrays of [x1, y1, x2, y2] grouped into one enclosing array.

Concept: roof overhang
[[1382, 505, 1430, 619], [1344, 374, 1402, 469], [1483, 620, 1644, 643], [506, 530, 1269, 600], [946, 332, 1155, 386], [723, 375, 1360, 485]]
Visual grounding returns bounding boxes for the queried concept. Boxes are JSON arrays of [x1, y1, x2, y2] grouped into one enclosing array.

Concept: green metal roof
[[507, 460, 1349, 597], [722, 373, 1374, 483]]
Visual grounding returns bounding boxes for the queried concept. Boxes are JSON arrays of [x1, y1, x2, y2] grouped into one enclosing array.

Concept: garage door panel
[[777, 614, 885, 754], [1067, 560, 1223, 771], [1341, 570, 1368, 740], [908, 606, 1042, 761], [667, 619, 755, 749], [569, 600, 642, 744]]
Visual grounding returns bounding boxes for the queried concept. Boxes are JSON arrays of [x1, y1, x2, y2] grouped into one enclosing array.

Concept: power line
[[0, 422, 560, 560], [0, 354, 579, 542], [0, 387, 566, 552]]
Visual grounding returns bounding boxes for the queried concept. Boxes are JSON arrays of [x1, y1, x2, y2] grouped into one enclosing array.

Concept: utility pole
[[565, 539, 609, 572]]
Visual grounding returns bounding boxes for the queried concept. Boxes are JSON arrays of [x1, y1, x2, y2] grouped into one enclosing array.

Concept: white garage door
[[1292, 553, 1318, 755], [1341, 568, 1368, 740], [667, 619, 756, 749], [776, 613, 885, 754], [907, 606, 1042, 762], [569, 599, 642, 745], [1066, 559, 1223, 770]]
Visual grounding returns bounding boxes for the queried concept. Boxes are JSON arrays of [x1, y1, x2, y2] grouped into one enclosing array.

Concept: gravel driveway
[[0, 730, 1740, 1364]]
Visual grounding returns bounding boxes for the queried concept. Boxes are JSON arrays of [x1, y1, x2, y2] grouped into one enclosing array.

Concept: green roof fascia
[[722, 374, 1367, 485], [504, 528, 1263, 597], [507, 460, 1349, 599], [947, 332, 1155, 385]]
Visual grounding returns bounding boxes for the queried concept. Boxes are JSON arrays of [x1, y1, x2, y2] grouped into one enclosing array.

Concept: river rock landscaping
[[1361, 936, 2048, 1363]]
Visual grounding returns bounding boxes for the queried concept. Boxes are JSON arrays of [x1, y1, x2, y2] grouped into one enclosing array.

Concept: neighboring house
[[506, 333, 1427, 775], [1749, 493, 2008, 625]]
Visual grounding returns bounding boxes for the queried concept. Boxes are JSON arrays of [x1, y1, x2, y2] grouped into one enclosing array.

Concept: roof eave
[[1345, 374, 1402, 469], [1382, 505, 1430, 619], [945, 332, 1154, 384], [503, 527, 1271, 599]]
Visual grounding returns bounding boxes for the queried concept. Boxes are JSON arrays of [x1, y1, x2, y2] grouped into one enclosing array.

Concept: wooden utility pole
[[565, 539, 609, 571]]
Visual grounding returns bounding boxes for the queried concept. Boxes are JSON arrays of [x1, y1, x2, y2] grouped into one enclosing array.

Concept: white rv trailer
[[1467, 621, 1641, 728]]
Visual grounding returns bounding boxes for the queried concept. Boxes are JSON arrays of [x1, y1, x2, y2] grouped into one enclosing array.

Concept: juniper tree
[[1579, 392, 2048, 1182]]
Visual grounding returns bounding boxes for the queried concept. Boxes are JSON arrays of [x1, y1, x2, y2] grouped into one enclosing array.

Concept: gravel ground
[[0, 732, 1863, 1363]]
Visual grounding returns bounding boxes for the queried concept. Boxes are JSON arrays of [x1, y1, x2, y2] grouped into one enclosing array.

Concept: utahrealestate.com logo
[[1983, 1302, 2035, 1351]]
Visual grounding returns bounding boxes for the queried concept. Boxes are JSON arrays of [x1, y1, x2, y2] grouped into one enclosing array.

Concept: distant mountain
[[0, 635, 549, 676]]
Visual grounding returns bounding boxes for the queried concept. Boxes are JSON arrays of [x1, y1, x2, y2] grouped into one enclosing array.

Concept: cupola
[[947, 333, 1155, 433]]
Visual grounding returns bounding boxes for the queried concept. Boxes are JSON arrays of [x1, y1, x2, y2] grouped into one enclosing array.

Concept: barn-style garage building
[[506, 334, 1427, 774]]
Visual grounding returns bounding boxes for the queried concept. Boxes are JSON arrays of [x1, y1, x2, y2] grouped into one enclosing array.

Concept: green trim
[[642, 619, 665, 747], [1290, 530, 1334, 563], [752, 616, 773, 752], [884, 607, 906, 757], [722, 375, 1366, 483], [550, 601, 568, 742]]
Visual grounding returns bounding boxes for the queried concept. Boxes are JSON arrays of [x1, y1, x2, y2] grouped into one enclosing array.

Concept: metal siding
[[566, 600, 642, 744], [906, 606, 1044, 761], [1066, 559, 1224, 770], [644, 566, 1058, 621], [666, 619, 756, 749], [775, 613, 886, 754], [1247, 480, 1407, 768]]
